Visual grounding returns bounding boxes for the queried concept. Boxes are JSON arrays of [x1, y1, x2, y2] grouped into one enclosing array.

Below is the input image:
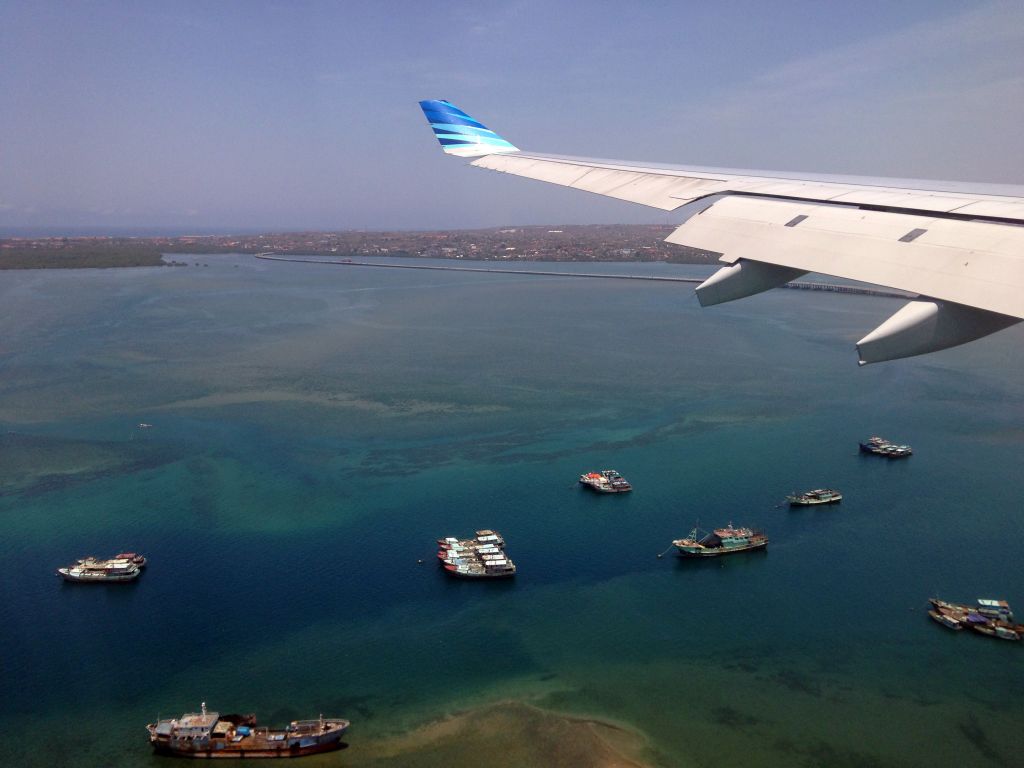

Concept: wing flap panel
[[728, 181, 851, 200], [952, 200, 1024, 219], [669, 197, 1024, 319], [826, 190, 979, 212]]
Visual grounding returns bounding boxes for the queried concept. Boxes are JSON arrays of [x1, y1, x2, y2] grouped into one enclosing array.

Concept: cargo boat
[[438, 530, 516, 578], [859, 436, 912, 458], [673, 523, 768, 557], [787, 488, 842, 506], [147, 703, 349, 758], [579, 469, 632, 493], [57, 558, 141, 583]]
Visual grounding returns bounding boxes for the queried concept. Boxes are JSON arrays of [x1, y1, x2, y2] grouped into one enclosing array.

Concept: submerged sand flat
[[350, 701, 656, 768], [155, 388, 509, 417]]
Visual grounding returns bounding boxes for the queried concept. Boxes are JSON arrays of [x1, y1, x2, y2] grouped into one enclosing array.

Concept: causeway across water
[[254, 254, 912, 298]]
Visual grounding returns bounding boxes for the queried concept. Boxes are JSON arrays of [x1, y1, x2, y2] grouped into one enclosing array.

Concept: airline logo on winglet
[[419, 100, 519, 157]]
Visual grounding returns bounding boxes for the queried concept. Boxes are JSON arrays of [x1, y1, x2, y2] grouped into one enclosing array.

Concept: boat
[[930, 597, 1015, 622], [443, 558, 516, 578], [437, 530, 504, 549], [673, 523, 768, 557], [115, 551, 147, 567], [437, 530, 516, 578], [78, 552, 147, 569], [976, 598, 1014, 622], [786, 488, 842, 506], [859, 436, 912, 458], [579, 469, 632, 493], [971, 624, 1022, 641], [928, 598, 1024, 639], [147, 703, 349, 758], [57, 558, 141, 583], [928, 610, 965, 630]]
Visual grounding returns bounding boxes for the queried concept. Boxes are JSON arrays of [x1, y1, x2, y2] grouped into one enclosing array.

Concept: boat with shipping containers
[[147, 703, 349, 758]]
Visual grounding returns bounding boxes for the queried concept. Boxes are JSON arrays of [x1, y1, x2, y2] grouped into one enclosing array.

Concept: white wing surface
[[420, 100, 1024, 364]]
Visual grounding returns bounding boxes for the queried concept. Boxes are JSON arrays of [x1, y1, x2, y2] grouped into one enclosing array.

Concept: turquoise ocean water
[[1, 255, 1022, 766]]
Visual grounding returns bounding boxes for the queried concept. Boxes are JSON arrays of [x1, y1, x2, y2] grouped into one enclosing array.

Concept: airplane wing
[[419, 100, 1024, 364]]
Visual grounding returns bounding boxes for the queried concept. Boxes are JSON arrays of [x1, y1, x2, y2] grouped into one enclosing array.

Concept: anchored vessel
[[57, 556, 142, 583], [928, 598, 1022, 641], [579, 469, 632, 493], [673, 524, 768, 557], [859, 436, 912, 458], [147, 703, 349, 758], [438, 530, 516, 578], [787, 488, 843, 506], [79, 552, 147, 568]]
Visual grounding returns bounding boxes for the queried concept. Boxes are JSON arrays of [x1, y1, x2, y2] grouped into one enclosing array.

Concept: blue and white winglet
[[418, 99, 1024, 364], [419, 100, 519, 158]]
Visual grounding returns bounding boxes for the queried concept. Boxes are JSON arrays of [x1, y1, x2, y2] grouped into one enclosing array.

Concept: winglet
[[419, 100, 519, 158]]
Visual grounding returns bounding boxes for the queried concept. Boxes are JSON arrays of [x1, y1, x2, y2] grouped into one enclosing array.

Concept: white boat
[[58, 559, 141, 583]]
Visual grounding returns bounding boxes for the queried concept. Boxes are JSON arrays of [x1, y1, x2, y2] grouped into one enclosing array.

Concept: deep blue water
[[0, 256, 1022, 766]]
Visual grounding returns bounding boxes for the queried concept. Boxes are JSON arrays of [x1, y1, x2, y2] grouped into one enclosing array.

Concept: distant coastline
[[0, 224, 719, 270]]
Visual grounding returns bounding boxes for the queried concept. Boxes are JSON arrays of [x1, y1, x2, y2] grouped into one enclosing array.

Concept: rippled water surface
[[1, 256, 1022, 767]]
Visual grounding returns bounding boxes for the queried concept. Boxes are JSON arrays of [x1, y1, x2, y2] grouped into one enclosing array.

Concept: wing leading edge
[[419, 100, 1024, 364]]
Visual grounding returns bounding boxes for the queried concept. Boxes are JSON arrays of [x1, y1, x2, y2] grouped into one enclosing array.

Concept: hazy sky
[[2, 0, 1022, 233]]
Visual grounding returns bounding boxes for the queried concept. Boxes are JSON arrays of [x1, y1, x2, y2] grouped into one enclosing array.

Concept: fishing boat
[[443, 558, 516, 578], [930, 597, 1014, 622], [928, 610, 965, 630], [57, 558, 141, 583], [579, 469, 632, 493], [859, 436, 912, 458], [786, 488, 842, 506], [437, 530, 516, 578], [673, 523, 768, 557], [928, 598, 1024, 639], [976, 598, 1014, 622], [79, 552, 147, 569], [971, 624, 1022, 641], [147, 703, 349, 758]]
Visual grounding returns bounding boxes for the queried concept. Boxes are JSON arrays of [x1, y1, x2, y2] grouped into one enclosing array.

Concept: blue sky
[[1, 0, 1022, 232]]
